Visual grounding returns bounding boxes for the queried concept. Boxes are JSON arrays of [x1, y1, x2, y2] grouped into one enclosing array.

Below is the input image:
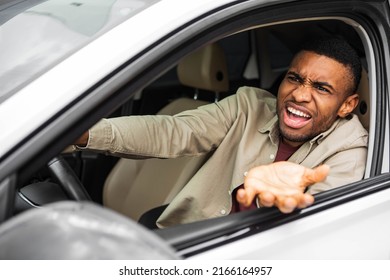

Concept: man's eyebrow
[[287, 71, 301, 78], [287, 71, 335, 91]]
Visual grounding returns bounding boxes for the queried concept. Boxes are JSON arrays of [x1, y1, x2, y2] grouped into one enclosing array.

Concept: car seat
[[354, 68, 370, 130], [102, 43, 229, 221]]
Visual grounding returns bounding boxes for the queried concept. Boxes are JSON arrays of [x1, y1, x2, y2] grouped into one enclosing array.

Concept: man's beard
[[278, 119, 316, 144]]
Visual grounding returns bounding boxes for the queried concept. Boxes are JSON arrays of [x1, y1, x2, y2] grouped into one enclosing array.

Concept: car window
[[54, 17, 372, 227]]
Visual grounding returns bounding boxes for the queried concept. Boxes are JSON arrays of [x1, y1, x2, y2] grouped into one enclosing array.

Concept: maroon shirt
[[230, 140, 300, 213]]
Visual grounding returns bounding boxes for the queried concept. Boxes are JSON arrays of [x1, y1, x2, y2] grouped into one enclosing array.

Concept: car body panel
[[188, 182, 390, 259]]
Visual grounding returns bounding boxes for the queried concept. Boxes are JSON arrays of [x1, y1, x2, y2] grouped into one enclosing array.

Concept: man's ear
[[338, 93, 359, 118]]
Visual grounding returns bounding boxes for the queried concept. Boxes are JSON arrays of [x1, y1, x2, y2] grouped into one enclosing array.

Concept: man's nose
[[292, 83, 313, 102]]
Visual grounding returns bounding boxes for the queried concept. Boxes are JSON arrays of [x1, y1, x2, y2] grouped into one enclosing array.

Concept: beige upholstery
[[103, 43, 229, 221], [354, 68, 370, 130], [177, 43, 229, 92]]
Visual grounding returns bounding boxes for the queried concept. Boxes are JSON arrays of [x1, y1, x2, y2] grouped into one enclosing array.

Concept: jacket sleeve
[[82, 95, 242, 159]]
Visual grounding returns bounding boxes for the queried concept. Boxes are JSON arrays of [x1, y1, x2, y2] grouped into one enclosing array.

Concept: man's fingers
[[236, 187, 255, 207], [239, 177, 269, 206], [275, 194, 314, 213], [297, 193, 315, 208], [275, 196, 298, 213], [258, 191, 275, 207], [303, 164, 330, 186]]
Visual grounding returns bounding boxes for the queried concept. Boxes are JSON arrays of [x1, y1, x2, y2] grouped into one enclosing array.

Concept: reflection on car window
[[0, 0, 160, 103]]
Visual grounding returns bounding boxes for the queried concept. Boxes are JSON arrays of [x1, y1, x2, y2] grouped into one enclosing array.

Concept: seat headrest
[[177, 43, 229, 92], [354, 68, 370, 130]]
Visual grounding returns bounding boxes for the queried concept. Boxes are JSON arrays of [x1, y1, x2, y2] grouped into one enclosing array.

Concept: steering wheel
[[47, 156, 91, 201]]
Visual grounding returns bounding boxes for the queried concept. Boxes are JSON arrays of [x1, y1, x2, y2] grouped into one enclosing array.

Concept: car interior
[[14, 18, 371, 231]]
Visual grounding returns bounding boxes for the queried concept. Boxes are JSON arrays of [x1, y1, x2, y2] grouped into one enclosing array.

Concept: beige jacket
[[84, 87, 368, 227]]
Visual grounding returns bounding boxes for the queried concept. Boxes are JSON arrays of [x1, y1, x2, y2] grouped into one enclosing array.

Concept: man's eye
[[315, 85, 330, 93]]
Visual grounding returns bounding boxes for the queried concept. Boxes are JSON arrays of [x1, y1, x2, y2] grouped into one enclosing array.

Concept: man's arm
[[76, 121, 330, 214], [237, 162, 330, 213], [77, 126, 329, 214]]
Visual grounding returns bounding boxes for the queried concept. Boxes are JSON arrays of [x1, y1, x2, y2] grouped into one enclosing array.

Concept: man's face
[[277, 51, 358, 147]]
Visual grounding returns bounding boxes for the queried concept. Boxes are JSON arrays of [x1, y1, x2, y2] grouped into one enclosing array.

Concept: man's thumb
[[305, 164, 330, 185]]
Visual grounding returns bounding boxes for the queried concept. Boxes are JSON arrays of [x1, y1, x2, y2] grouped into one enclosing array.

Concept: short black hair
[[300, 37, 362, 94]]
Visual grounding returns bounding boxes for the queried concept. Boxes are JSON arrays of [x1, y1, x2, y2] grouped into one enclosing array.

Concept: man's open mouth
[[287, 107, 311, 118], [283, 105, 312, 129]]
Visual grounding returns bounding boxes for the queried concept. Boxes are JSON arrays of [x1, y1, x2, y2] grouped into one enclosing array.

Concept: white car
[[0, 0, 389, 259]]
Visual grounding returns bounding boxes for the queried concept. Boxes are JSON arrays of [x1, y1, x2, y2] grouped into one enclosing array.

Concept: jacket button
[[220, 209, 227, 215], [270, 154, 275, 160]]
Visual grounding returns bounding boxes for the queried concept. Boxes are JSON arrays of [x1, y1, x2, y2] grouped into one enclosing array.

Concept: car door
[[152, 0, 390, 259]]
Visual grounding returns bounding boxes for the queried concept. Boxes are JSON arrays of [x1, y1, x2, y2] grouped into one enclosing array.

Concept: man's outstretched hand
[[236, 162, 330, 213]]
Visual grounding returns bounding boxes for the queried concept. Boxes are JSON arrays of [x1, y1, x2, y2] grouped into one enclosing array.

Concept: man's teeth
[[287, 107, 310, 118]]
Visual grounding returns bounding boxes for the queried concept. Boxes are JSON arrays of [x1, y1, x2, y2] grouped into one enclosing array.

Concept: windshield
[[0, 0, 160, 103]]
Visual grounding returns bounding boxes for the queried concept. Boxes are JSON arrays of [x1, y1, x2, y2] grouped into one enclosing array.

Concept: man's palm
[[237, 162, 329, 213]]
